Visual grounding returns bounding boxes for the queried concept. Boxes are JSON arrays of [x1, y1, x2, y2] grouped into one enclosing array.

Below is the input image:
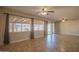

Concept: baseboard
[[10, 38, 30, 43], [9, 36, 44, 44], [61, 33, 79, 36]]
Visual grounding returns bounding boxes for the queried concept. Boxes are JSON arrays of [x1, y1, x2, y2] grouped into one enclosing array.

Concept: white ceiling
[[4, 6, 79, 21]]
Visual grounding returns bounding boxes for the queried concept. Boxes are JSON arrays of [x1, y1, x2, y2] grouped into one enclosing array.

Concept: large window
[[9, 15, 31, 32], [34, 24, 39, 31], [9, 15, 45, 39], [39, 24, 44, 31], [22, 24, 31, 31], [34, 20, 44, 31], [15, 23, 22, 32], [34, 19, 44, 38]]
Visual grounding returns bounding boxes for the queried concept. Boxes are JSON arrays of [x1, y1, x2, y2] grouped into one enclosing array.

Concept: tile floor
[[0, 34, 79, 52]]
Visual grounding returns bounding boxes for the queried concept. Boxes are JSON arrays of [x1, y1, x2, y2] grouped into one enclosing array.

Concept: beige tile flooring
[[0, 34, 79, 52]]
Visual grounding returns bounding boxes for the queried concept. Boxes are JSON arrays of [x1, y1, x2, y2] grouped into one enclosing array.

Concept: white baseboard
[[61, 33, 79, 36], [10, 38, 30, 43]]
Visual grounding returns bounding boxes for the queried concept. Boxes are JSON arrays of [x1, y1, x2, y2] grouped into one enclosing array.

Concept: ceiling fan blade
[[47, 11, 54, 13]]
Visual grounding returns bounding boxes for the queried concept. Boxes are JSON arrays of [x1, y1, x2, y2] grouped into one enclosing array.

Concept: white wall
[[55, 19, 79, 36], [54, 22, 60, 34], [10, 32, 31, 43], [34, 31, 44, 39]]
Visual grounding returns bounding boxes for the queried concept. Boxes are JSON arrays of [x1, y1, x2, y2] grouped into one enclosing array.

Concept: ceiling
[[4, 6, 79, 22], [9, 15, 44, 24]]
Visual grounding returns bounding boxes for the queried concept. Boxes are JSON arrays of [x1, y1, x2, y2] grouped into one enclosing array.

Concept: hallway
[[0, 34, 79, 52]]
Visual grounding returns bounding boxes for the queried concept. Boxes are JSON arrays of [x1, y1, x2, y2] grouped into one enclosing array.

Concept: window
[[9, 15, 31, 32], [15, 23, 22, 32], [9, 23, 31, 32], [22, 24, 31, 31], [9, 23, 13, 32], [34, 24, 39, 31], [34, 20, 44, 31], [39, 24, 44, 31]]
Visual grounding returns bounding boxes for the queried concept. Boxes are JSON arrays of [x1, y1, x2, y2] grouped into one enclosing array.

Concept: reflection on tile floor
[[0, 34, 79, 52]]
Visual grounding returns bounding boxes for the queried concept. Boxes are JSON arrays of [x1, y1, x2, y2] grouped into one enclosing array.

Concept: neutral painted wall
[[54, 22, 60, 34], [55, 20, 79, 36], [34, 31, 44, 39], [10, 32, 31, 43]]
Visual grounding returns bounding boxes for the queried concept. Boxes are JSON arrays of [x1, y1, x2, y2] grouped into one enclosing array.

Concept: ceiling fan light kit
[[41, 11, 47, 15], [39, 8, 54, 16]]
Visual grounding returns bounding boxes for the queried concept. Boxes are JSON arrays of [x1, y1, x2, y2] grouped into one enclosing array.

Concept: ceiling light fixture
[[41, 11, 47, 15], [39, 8, 54, 16], [62, 19, 65, 22], [23, 20, 27, 22], [61, 18, 66, 22]]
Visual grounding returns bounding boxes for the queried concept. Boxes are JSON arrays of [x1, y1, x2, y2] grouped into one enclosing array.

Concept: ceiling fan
[[39, 8, 54, 15]]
